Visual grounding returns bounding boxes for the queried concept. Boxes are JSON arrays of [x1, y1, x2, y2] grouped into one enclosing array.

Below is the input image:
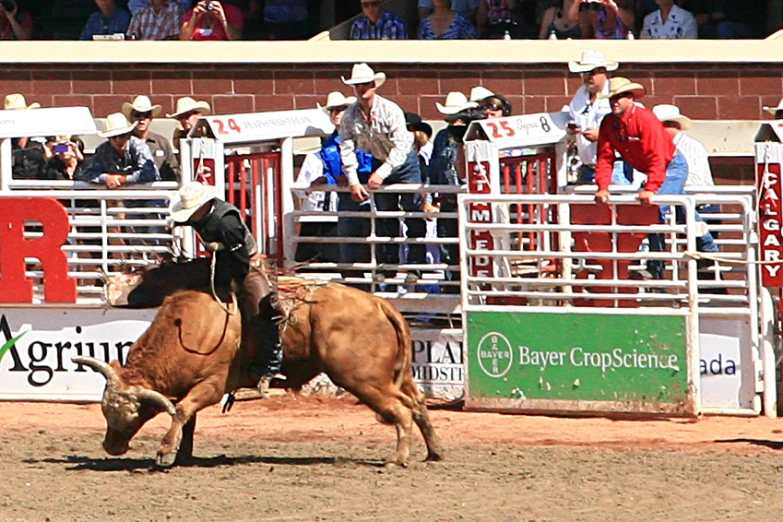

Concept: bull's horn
[[72, 356, 121, 389], [134, 388, 177, 417]]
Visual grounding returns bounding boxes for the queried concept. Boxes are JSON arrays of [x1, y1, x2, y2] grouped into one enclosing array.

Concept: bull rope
[[210, 254, 237, 316], [177, 292, 236, 356]]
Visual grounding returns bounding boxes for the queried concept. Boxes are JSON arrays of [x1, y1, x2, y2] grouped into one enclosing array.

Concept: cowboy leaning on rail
[[170, 182, 284, 398], [594, 77, 719, 280]]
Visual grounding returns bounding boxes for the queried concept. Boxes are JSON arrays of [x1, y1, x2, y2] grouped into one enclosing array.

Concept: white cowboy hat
[[341, 63, 386, 89], [317, 91, 357, 112], [166, 97, 212, 119], [469, 86, 495, 103], [4, 93, 40, 110], [97, 112, 138, 138], [597, 77, 645, 100], [763, 97, 783, 115], [436, 91, 477, 115], [121, 95, 163, 120], [169, 181, 220, 223], [652, 104, 692, 130], [568, 49, 619, 74]]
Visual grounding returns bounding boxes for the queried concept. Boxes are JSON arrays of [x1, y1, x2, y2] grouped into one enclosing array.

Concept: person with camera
[[425, 92, 478, 291], [180, 0, 243, 40], [0, 0, 31, 40], [80, 0, 131, 40], [127, 0, 185, 40]]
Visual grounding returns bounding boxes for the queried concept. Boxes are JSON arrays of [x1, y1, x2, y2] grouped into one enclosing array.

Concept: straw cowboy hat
[[169, 181, 220, 224], [317, 91, 357, 112], [763, 97, 783, 115], [4, 93, 40, 110], [436, 91, 477, 115], [469, 86, 495, 103], [652, 104, 692, 130], [568, 49, 619, 74], [121, 95, 163, 119], [166, 97, 212, 118], [597, 77, 646, 100], [341, 63, 386, 89], [98, 112, 138, 138]]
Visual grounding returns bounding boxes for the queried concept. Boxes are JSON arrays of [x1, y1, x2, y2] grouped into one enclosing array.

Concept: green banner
[[467, 312, 689, 405]]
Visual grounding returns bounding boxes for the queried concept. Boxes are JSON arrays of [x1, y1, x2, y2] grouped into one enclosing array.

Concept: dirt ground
[[2, 396, 783, 522]]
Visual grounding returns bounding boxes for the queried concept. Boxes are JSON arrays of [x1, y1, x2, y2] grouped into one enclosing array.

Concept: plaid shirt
[[349, 11, 408, 40], [127, 0, 185, 40], [339, 95, 414, 186]]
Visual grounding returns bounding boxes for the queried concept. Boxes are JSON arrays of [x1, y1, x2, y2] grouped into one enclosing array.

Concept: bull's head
[[73, 356, 177, 456]]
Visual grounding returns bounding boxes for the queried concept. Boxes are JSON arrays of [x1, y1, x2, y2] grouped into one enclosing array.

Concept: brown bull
[[79, 259, 443, 468]]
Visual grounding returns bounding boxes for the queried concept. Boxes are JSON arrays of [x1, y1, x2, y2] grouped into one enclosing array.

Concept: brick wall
[[2, 62, 780, 121]]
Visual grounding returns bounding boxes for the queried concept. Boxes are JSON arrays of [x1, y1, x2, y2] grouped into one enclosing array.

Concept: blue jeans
[[579, 161, 632, 185], [647, 152, 718, 278]]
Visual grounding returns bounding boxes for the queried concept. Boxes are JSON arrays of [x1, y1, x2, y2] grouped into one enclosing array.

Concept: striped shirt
[[127, 0, 185, 40], [673, 132, 714, 188], [339, 95, 414, 186], [350, 11, 408, 40]]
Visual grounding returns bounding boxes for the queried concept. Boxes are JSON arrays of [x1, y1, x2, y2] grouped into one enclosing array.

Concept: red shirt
[[595, 104, 675, 193], [182, 4, 243, 41]]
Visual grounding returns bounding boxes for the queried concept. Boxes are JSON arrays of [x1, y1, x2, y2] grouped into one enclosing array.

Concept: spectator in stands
[[420, 0, 479, 24], [419, 0, 479, 39], [5, 93, 46, 180], [594, 77, 719, 279], [689, 0, 754, 39], [404, 112, 433, 283], [262, 0, 310, 39], [476, 0, 520, 39], [0, 0, 32, 40], [122, 95, 179, 181], [180, 0, 243, 40], [349, 0, 407, 40], [426, 91, 477, 292], [80, 0, 132, 40], [129, 0, 191, 14], [652, 104, 714, 189], [168, 96, 211, 151], [127, 0, 185, 40], [763, 98, 783, 120], [338, 63, 423, 284], [81, 112, 160, 188], [640, 0, 698, 39], [566, 49, 631, 185], [584, 0, 634, 39], [294, 91, 372, 264], [538, 0, 582, 39], [467, 86, 512, 118], [42, 136, 85, 181]]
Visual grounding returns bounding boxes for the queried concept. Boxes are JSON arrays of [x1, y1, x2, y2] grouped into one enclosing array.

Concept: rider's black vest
[[194, 199, 258, 255]]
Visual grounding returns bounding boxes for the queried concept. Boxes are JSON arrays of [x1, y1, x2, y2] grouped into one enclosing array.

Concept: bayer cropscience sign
[[467, 311, 689, 410]]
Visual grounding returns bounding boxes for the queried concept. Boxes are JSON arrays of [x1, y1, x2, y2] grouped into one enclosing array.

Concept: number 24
[[215, 118, 241, 135]]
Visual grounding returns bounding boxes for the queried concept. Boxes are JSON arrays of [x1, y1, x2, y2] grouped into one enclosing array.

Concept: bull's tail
[[376, 298, 420, 406]]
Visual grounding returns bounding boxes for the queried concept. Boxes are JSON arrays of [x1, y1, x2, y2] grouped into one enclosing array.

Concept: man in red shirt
[[594, 77, 718, 279], [180, 0, 243, 40]]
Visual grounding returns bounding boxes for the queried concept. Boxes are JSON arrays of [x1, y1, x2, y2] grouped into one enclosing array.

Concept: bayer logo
[[476, 332, 513, 378]]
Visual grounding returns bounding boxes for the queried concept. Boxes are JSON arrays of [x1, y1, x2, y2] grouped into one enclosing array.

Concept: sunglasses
[[361, 1, 381, 7], [581, 68, 607, 76], [109, 133, 132, 141], [353, 81, 374, 88], [483, 103, 504, 112], [609, 92, 634, 103], [131, 110, 153, 119], [328, 106, 349, 113]]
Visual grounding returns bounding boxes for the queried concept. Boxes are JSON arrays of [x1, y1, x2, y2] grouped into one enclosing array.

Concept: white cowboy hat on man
[[597, 77, 646, 100], [341, 63, 386, 89], [763, 97, 783, 115], [568, 49, 619, 74], [98, 112, 138, 138], [652, 104, 693, 130], [122, 95, 163, 120], [4, 93, 40, 110], [169, 181, 220, 224], [166, 97, 212, 119], [436, 91, 477, 115], [469, 86, 495, 103], [317, 91, 357, 113]]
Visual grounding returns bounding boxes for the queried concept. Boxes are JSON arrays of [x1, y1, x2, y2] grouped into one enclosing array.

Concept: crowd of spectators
[[0, 0, 770, 41]]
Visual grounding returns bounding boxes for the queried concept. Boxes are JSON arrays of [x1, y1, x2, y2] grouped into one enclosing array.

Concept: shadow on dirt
[[22, 454, 386, 472], [714, 438, 783, 450]]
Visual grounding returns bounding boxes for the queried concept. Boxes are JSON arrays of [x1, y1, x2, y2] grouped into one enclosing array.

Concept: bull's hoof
[[383, 459, 408, 469], [155, 451, 177, 468], [425, 451, 444, 462]]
